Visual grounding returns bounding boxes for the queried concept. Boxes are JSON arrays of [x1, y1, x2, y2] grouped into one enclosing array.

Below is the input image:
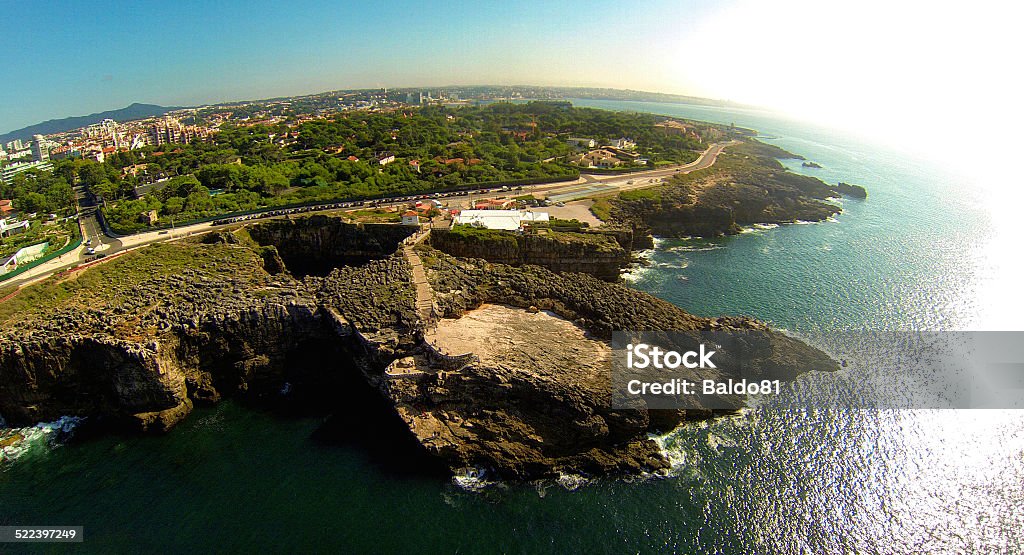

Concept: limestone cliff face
[[0, 228, 418, 432], [0, 300, 326, 431], [248, 216, 416, 276], [0, 335, 186, 429], [428, 229, 631, 281]]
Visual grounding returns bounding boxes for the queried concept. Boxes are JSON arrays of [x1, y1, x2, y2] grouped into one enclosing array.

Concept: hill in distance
[[1, 103, 175, 144]]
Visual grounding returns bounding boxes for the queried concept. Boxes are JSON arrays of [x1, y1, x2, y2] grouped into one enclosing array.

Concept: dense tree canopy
[[22, 103, 717, 233]]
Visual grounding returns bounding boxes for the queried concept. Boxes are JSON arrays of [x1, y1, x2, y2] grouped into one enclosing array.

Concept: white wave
[[649, 432, 688, 471], [655, 260, 690, 270], [666, 244, 723, 253], [452, 467, 494, 491], [706, 431, 737, 451], [739, 222, 781, 234], [1, 416, 83, 465], [621, 265, 652, 283], [555, 472, 589, 491]]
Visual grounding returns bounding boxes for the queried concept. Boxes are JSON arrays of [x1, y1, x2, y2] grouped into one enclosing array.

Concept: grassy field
[[0, 240, 265, 326]]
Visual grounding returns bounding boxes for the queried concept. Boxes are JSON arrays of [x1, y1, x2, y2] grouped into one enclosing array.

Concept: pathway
[[401, 227, 436, 326]]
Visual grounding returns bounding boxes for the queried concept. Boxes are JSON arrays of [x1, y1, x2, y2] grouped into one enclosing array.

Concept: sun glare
[[676, 0, 1022, 166]]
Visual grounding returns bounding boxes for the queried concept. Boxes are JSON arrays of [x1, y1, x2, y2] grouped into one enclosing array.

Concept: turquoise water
[[2, 101, 1022, 553]]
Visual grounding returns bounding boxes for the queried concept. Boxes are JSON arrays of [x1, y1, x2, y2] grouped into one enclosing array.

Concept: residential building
[[0, 199, 14, 216], [147, 117, 213, 146], [138, 210, 159, 225], [654, 120, 695, 135], [401, 211, 421, 226], [31, 134, 49, 162], [1, 160, 52, 186], [577, 149, 623, 168], [605, 137, 636, 150], [0, 218, 30, 237], [566, 137, 596, 149]]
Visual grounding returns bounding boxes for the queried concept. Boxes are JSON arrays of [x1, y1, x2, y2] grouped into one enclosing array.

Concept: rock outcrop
[[835, 182, 868, 198], [428, 228, 632, 281], [607, 140, 866, 237]]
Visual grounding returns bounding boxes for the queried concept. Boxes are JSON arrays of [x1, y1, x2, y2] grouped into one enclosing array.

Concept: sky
[[2, 0, 1021, 159]]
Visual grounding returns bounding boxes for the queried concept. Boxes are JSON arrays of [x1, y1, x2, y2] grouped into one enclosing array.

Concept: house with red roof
[[401, 211, 421, 226]]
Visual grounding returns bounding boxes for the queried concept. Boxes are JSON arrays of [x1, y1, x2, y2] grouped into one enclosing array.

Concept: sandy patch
[[541, 199, 603, 227], [426, 303, 610, 385]]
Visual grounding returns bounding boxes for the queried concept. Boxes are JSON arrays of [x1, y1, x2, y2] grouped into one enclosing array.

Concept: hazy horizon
[[4, 0, 1021, 163]]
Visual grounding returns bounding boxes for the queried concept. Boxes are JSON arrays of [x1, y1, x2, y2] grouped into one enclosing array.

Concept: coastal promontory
[[0, 215, 837, 479], [594, 141, 865, 237]]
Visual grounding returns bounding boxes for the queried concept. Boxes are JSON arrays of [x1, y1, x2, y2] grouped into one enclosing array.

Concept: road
[[1, 141, 735, 292], [536, 140, 736, 204], [79, 207, 123, 258]]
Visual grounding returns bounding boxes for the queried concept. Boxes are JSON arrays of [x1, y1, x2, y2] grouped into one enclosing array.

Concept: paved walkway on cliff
[[401, 227, 436, 326]]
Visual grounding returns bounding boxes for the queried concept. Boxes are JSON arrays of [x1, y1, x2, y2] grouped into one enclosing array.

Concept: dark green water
[[2, 101, 1022, 553]]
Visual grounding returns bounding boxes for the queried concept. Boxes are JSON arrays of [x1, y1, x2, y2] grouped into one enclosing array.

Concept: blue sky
[[2, 0, 1020, 153], [0, 0, 717, 132]]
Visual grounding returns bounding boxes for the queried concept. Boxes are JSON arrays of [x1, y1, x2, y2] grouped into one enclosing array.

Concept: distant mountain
[[0, 103, 176, 144]]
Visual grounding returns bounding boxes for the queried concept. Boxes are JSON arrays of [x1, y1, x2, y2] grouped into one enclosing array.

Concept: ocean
[[1, 100, 1021, 553]]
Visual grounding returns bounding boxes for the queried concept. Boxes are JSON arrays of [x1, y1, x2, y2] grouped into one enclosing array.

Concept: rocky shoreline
[[0, 215, 837, 479], [605, 141, 866, 237]]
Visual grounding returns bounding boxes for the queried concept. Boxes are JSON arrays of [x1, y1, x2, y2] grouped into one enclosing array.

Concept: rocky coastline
[[0, 215, 837, 479], [605, 141, 867, 237]]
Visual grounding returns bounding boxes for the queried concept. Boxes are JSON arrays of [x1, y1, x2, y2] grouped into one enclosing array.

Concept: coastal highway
[[1, 141, 735, 291]]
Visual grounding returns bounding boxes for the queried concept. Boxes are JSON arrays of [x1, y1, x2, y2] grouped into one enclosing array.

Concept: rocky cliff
[[247, 216, 416, 277], [383, 247, 838, 478], [428, 228, 633, 281], [0, 215, 837, 480]]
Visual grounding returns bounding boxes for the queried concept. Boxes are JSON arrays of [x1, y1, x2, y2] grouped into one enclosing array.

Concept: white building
[[566, 137, 596, 148], [0, 218, 30, 237], [31, 134, 49, 162], [606, 137, 636, 150], [0, 159, 52, 186], [401, 211, 421, 226], [453, 209, 549, 231]]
